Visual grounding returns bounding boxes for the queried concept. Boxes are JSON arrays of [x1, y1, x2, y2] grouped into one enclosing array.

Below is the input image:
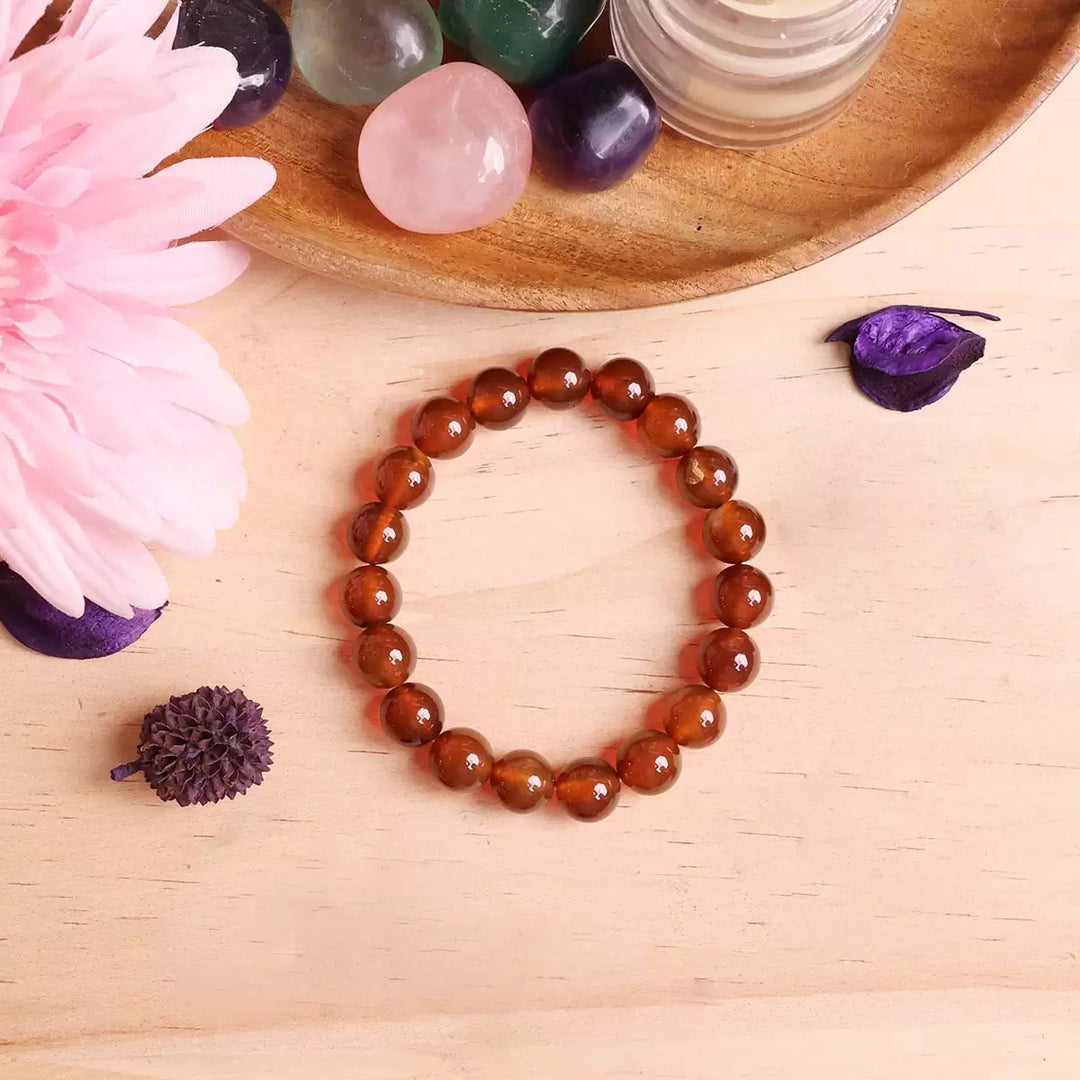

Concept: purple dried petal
[[850, 367, 962, 413], [827, 305, 999, 411], [0, 565, 164, 659]]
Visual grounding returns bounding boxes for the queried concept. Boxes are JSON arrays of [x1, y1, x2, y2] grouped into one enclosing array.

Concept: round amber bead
[[429, 728, 493, 790], [703, 499, 766, 563], [638, 394, 699, 458], [491, 750, 555, 812], [467, 367, 530, 429], [556, 757, 621, 821], [411, 396, 475, 458], [341, 564, 401, 626], [617, 729, 681, 794], [676, 445, 738, 508], [380, 682, 443, 746], [697, 627, 759, 692], [528, 348, 592, 408], [374, 446, 433, 509], [664, 685, 727, 748], [348, 502, 408, 564], [592, 357, 655, 420], [712, 564, 774, 629], [353, 623, 416, 688]]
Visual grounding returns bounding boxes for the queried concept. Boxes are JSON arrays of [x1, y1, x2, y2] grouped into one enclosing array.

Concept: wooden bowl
[[183, 0, 1080, 311]]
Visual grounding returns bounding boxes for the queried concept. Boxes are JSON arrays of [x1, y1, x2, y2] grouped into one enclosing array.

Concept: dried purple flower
[[112, 686, 273, 806], [0, 564, 163, 659], [827, 306, 1000, 411]]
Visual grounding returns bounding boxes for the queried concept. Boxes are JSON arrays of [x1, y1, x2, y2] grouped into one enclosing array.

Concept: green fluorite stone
[[438, 0, 606, 86]]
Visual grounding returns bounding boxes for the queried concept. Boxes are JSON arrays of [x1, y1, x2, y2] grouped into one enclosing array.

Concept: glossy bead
[[341, 564, 401, 626], [291, 0, 443, 106], [374, 446, 433, 509], [439, 0, 604, 85], [354, 623, 416, 688], [467, 367, 530, 429], [592, 357, 655, 420], [617, 729, 681, 794], [712, 564, 774, 629], [556, 757, 621, 822], [676, 445, 739, 508], [638, 393, 700, 458], [429, 727, 493, 790], [664, 685, 727, 748], [380, 682, 443, 746], [358, 63, 531, 234], [697, 627, 760, 693], [348, 502, 408, 564], [527, 348, 592, 409], [703, 499, 766, 563], [491, 750, 555, 813], [529, 58, 661, 191], [174, 0, 292, 128], [411, 396, 475, 459]]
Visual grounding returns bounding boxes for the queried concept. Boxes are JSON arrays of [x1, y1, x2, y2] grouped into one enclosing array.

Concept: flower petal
[[65, 241, 251, 305], [91, 157, 276, 249], [0, 0, 49, 65]]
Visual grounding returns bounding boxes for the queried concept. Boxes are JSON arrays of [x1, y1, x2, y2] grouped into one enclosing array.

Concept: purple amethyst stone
[[528, 57, 661, 192], [175, 0, 292, 129]]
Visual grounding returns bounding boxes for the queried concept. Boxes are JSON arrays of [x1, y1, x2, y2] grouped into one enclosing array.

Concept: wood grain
[[180, 0, 1080, 310], [3, 62, 1080, 1080]]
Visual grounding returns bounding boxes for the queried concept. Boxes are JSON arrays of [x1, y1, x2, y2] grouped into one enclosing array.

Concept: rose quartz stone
[[357, 62, 532, 234]]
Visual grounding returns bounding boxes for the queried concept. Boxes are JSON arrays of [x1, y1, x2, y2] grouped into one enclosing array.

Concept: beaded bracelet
[[340, 349, 771, 822]]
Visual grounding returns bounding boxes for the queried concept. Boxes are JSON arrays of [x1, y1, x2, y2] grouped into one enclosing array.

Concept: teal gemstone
[[438, 0, 606, 86]]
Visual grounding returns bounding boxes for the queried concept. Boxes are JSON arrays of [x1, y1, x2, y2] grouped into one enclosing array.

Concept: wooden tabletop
[[4, 68, 1079, 1080]]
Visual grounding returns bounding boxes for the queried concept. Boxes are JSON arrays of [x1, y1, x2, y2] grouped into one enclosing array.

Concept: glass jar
[[611, 0, 903, 148]]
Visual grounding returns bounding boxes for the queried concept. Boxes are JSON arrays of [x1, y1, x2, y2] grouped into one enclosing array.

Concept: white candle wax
[[611, 0, 903, 147], [723, 0, 846, 16]]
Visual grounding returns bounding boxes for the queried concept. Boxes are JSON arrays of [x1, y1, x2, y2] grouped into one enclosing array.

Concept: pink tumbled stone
[[358, 63, 532, 235]]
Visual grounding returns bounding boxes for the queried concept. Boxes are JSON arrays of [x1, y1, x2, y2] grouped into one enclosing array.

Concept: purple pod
[[827, 305, 1001, 412], [0, 565, 163, 659]]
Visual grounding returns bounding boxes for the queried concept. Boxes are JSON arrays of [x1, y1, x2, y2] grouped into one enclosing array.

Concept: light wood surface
[[3, 63, 1080, 1080], [185, 0, 1080, 309]]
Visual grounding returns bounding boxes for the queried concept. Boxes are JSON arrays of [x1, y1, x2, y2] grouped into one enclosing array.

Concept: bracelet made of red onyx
[[341, 349, 772, 822]]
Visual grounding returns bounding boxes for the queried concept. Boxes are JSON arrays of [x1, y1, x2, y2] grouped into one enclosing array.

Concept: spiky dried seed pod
[[111, 686, 273, 806]]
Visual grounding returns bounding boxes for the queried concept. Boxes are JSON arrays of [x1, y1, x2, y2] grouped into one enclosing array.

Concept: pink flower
[[0, 0, 274, 618]]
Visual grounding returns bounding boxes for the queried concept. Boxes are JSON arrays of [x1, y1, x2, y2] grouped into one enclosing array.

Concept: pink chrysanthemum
[[0, 0, 275, 618]]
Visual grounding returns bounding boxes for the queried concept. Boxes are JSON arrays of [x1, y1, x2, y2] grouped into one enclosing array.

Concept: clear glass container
[[611, 0, 903, 148]]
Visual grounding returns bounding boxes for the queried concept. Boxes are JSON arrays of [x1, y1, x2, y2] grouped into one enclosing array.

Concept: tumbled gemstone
[[358, 63, 531, 234], [292, 0, 442, 105], [175, 0, 292, 128], [529, 58, 661, 191], [439, 0, 605, 85]]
